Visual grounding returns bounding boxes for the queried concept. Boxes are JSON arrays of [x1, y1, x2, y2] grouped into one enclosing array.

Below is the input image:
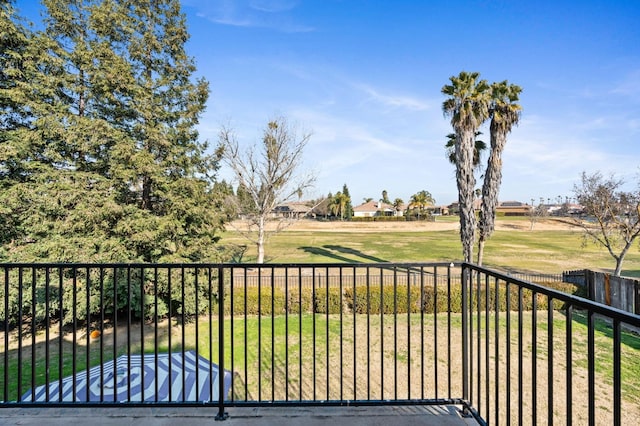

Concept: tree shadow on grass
[[322, 245, 387, 263], [299, 247, 360, 263], [621, 270, 640, 279], [298, 246, 388, 263], [569, 310, 640, 350]]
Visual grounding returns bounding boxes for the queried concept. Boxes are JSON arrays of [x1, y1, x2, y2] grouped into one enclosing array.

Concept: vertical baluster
[[433, 266, 438, 400], [532, 293, 537, 424], [229, 266, 234, 403], [285, 267, 289, 401], [215, 266, 228, 420], [547, 295, 554, 426], [587, 310, 595, 426], [518, 286, 523, 426], [505, 282, 511, 426], [325, 266, 330, 401], [566, 304, 572, 425], [613, 319, 621, 426], [31, 267, 36, 401], [271, 266, 275, 402]]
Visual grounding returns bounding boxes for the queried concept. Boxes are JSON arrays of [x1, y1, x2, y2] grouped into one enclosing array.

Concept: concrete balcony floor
[[0, 405, 479, 425]]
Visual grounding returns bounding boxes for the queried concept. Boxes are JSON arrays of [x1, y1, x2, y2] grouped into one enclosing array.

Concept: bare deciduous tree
[[218, 117, 315, 263], [574, 171, 640, 276], [529, 197, 548, 231]]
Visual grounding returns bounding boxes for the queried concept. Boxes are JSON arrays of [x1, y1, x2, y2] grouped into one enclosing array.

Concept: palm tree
[[477, 81, 522, 265], [330, 192, 349, 220], [409, 190, 435, 219], [445, 132, 486, 172], [381, 190, 390, 204], [393, 197, 404, 216], [442, 71, 491, 262]]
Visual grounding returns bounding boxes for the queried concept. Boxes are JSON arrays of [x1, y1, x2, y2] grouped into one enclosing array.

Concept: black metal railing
[[462, 263, 640, 426], [1, 262, 639, 425]]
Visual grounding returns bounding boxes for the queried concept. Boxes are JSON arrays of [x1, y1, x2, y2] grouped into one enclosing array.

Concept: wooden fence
[[562, 269, 640, 315]]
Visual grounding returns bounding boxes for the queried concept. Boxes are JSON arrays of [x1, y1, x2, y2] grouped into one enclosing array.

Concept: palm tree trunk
[[477, 237, 485, 265], [480, 129, 507, 243], [457, 129, 477, 263]]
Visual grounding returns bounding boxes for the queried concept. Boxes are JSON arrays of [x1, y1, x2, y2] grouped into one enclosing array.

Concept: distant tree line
[[308, 187, 437, 221]]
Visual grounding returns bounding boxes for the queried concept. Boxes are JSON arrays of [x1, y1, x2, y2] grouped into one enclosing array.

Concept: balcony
[[1, 262, 638, 425]]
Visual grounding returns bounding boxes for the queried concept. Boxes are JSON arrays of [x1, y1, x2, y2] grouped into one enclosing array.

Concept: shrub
[[346, 285, 423, 314], [225, 287, 287, 315], [313, 287, 343, 314]]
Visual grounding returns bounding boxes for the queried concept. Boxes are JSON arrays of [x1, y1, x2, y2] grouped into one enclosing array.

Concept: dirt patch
[[229, 218, 581, 233]]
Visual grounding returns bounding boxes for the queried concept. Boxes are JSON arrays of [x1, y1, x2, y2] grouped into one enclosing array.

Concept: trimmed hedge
[[349, 215, 436, 222], [224, 286, 315, 315], [345, 284, 424, 314], [221, 281, 584, 316]]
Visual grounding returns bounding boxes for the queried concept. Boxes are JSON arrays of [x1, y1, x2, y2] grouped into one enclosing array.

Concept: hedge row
[[2, 270, 584, 328], [350, 215, 436, 222], [223, 281, 584, 315]]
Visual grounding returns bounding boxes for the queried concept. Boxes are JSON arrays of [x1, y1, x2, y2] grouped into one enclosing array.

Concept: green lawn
[[221, 219, 640, 277], [4, 311, 639, 417]]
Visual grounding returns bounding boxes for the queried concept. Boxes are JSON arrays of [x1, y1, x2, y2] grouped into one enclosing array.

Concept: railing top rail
[[463, 262, 640, 327], [0, 261, 461, 269]]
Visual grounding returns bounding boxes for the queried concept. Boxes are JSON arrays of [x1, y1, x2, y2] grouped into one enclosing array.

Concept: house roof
[[499, 201, 527, 207], [273, 202, 311, 213], [448, 199, 482, 210], [353, 201, 395, 212]]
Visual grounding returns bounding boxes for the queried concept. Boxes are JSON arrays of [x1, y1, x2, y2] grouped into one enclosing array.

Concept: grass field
[[3, 216, 640, 424], [3, 310, 639, 425], [221, 217, 640, 277]]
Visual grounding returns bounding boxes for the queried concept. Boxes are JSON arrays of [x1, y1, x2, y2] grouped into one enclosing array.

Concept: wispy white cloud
[[501, 113, 640, 201], [354, 84, 431, 111], [249, 0, 298, 13], [185, 0, 314, 33]]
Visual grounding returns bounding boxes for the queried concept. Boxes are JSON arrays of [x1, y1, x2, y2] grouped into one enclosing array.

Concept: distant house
[[446, 200, 531, 216], [447, 199, 482, 214], [565, 203, 585, 216], [271, 202, 312, 218], [496, 201, 532, 216], [427, 205, 450, 215], [353, 201, 403, 217]]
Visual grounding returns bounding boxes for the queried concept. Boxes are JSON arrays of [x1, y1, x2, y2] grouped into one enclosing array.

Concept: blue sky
[[19, 0, 640, 206]]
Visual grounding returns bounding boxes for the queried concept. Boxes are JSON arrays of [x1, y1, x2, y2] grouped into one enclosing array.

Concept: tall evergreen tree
[[100, 0, 218, 262], [0, 0, 224, 262], [342, 183, 353, 220], [0, 0, 31, 137], [0, 0, 35, 249]]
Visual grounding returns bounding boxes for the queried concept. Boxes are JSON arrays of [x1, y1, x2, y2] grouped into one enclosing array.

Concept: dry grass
[[3, 309, 639, 425], [221, 312, 640, 426], [230, 217, 580, 233]]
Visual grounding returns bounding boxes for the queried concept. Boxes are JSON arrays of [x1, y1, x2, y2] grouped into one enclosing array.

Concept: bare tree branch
[[218, 117, 315, 263], [573, 171, 640, 276]]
